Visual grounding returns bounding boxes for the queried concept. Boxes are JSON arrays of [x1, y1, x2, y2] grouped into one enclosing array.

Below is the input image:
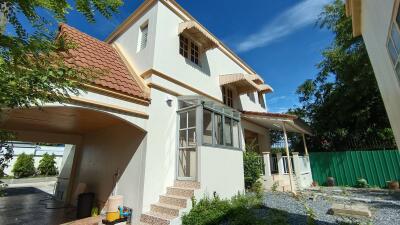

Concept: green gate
[[309, 150, 400, 188]]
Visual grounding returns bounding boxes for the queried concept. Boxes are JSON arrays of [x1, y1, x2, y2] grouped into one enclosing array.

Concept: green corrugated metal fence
[[309, 150, 400, 188]]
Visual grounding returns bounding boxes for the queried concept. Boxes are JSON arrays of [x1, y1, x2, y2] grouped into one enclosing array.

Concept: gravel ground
[[263, 189, 400, 225]]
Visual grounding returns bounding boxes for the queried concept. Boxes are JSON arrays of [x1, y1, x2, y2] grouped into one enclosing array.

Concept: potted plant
[[388, 180, 399, 190], [326, 177, 335, 186]]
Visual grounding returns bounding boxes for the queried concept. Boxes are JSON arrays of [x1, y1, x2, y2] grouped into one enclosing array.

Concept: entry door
[[178, 109, 197, 180]]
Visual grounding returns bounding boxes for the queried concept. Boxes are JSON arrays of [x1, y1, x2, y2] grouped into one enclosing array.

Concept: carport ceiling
[[1, 107, 123, 135]]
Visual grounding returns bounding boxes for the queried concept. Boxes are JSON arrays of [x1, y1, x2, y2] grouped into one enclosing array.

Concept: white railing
[[282, 156, 295, 174], [270, 155, 278, 174]]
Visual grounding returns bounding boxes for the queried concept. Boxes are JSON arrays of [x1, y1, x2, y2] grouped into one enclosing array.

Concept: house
[[0, 0, 312, 224], [346, 0, 400, 148]]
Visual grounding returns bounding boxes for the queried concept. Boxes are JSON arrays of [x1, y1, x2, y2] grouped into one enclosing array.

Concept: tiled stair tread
[[174, 181, 201, 188], [152, 202, 184, 210], [161, 194, 191, 199], [143, 211, 178, 220], [169, 186, 197, 190]]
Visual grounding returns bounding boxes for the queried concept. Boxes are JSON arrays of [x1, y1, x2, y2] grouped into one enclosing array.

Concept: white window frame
[[386, 0, 400, 85], [137, 21, 149, 52], [179, 34, 201, 66], [222, 86, 233, 107]]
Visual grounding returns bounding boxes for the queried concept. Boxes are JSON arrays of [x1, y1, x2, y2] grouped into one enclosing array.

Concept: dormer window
[[179, 35, 200, 65]]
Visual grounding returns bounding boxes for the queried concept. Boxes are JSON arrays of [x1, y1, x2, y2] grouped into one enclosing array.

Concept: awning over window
[[249, 74, 264, 85], [258, 84, 273, 94], [241, 111, 312, 135], [179, 20, 219, 51], [219, 73, 262, 94]]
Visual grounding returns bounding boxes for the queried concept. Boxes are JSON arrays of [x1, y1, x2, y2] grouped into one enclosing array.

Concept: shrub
[[182, 192, 271, 225], [243, 151, 264, 189], [12, 153, 35, 178], [37, 153, 58, 176], [182, 196, 231, 225], [356, 178, 368, 188]]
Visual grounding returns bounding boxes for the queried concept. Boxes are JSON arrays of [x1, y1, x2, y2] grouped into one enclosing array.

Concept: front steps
[[138, 180, 200, 225]]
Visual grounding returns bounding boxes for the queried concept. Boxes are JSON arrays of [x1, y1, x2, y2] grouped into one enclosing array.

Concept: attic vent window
[[138, 22, 148, 52]]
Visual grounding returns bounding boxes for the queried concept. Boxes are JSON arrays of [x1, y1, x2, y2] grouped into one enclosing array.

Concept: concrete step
[[167, 186, 195, 198], [159, 194, 189, 208], [150, 203, 182, 217], [174, 180, 200, 189], [140, 211, 177, 225]]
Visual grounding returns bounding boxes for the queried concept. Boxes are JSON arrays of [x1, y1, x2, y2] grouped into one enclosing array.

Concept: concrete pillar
[[276, 153, 284, 175], [262, 152, 272, 177], [292, 152, 302, 189]]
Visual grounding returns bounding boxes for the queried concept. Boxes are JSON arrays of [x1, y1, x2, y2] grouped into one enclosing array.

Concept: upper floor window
[[179, 35, 200, 66], [387, 3, 400, 83], [247, 92, 256, 103], [138, 22, 148, 52], [222, 86, 233, 107]]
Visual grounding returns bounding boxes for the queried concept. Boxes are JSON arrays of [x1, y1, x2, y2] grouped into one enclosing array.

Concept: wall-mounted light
[[166, 94, 173, 106]]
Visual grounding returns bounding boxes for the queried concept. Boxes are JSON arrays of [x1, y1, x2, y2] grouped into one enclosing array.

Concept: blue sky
[[43, 0, 334, 112]]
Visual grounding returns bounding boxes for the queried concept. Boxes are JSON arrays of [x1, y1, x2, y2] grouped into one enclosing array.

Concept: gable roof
[[105, 0, 257, 75], [59, 23, 150, 102]]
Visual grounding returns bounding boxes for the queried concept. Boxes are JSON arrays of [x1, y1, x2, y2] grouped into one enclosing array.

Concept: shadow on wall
[[71, 122, 147, 210], [184, 53, 211, 76]]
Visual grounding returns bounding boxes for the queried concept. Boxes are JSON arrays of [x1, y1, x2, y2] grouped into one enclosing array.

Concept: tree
[[292, 0, 394, 151], [12, 153, 35, 178], [37, 153, 58, 176], [0, 0, 123, 170]]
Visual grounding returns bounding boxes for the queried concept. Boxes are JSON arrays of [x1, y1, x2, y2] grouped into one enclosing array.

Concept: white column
[[291, 152, 302, 190], [262, 152, 272, 177], [302, 133, 309, 156], [276, 153, 284, 175], [282, 122, 295, 193]]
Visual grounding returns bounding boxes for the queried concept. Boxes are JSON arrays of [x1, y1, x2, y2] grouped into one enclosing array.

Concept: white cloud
[[236, 0, 330, 52]]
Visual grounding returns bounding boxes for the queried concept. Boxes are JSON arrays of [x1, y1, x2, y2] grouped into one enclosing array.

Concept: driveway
[[0, 180, 76, 225]]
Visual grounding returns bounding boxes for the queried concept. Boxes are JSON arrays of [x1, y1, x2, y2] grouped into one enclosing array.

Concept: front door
[[178, 109, 197, 180]]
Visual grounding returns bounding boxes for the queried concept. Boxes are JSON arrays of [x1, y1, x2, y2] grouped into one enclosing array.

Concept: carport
[[0, 104, 148, 224]]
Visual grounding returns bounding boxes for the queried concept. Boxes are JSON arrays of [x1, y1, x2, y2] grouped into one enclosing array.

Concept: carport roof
[[58, 23, 150, 101], [241, 111, 312, 135]]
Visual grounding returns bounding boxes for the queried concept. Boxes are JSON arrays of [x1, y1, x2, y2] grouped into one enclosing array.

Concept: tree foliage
[[37, 153, 58, 176], [291, 0, 394, 151], [0, 0, 123, 169], [12, 153, 35, 178], [243, 151, 263, 189]]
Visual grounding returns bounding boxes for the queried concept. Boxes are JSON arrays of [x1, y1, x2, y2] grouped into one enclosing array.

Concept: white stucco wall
[[152, 1, 267, 113], [361, 0, 400, 147], [141, 88, 179, 212], [197, 146, 245, 199], [74, 123, 147, 222], [114, 3, 158, 75]]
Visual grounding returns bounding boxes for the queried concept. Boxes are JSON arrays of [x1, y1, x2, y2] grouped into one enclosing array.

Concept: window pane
[[179, 130, 187, 147], [188, 110, 196, 128], [180, 112, 187, 129], [214, 113, 223, 145], [188, 128, 196, 146], [224, 117, 232, 146], [397, 5, 400, 26], [391, 23, 400, 52], [203, 109, 212, 144], [232, 120, 240, 148], [388, 39, 398, 65]]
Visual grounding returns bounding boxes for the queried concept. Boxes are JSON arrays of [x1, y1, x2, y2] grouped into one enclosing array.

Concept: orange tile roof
[[58, 23, 149, 101]]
